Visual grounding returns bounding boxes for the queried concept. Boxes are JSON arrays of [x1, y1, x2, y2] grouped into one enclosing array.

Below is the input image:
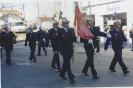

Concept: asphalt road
[[1, 43, 133, 88]]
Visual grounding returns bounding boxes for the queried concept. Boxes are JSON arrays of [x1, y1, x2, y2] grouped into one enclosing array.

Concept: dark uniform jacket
[[37, 30, 48, 46], [48, 28, 59, 50], [37, 30, 48, 41], [25, 32, 37, 46], [1, 31, 15, 48], [104, 28, 127, 50], [57, 28, 76, 50]]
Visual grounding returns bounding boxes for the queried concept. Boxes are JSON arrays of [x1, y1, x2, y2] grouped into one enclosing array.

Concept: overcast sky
[[0, 1, 61, 21], [0, 0, 90, 21]]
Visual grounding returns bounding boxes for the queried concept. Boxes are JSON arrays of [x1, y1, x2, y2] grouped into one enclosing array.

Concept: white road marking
[[17, 62, 31, 66]]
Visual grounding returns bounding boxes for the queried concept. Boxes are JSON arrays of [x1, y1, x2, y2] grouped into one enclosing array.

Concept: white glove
[[73, 42, 76, 47], [53, 51, 58, 54], [43, 39, 46, 42], [88, 39, 93, 43], [123, 42, 127, 46], [107, 33, 111, 38], [76, 37, 80, 43]]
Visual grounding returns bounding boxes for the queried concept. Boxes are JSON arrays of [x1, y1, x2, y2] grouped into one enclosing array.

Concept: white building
[[83, 0, 133, 43]]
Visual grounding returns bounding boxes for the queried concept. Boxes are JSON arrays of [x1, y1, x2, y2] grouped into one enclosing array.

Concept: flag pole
[[91, 42, 99, 63], [72, 1, 77, 64], [88, 1, 99, 63]]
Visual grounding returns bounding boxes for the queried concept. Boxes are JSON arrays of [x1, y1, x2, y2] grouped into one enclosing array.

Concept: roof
[[38, 16, 53, 22], [0, 8, 22, 16]]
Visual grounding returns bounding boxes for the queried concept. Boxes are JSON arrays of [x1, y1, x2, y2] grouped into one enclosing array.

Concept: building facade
[[84, 0, 133, 43]]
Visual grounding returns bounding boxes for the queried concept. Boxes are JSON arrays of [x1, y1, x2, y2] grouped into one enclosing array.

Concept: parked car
[[11, 21, 26, 32]]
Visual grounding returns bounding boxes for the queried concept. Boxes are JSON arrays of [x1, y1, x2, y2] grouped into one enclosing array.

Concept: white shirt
[[116, 28, 119, 31], [54, 28, 58, 32], [64, 28, 68, 33]]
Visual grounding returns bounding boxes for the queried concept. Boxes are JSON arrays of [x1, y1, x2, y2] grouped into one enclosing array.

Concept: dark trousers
[[29, 44, 36, 61], [0, 46, 2, 59], [82, 44, 97, 77], [60, 48, 74, 80], [51, 50, 60, 70], [132, 37, 133, 50], [93, 40, 100, 52], [38, 41, 47, 55], [4, 46, 12, 64], [96, 40, 100, 52], [110, 48, 127, 72]]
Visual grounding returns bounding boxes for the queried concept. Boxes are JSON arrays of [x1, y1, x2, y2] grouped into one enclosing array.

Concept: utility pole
[[88, 1, 91, 15], [36, 2, 41, 28], [2, 3, 4, 8], [37, 2, 40, 17], [1, 3, 6, 24], [22, 3, 26, 23]]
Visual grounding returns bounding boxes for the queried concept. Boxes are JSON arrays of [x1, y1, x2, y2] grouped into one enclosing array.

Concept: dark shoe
[[109, 68, 116, 72], [123, 71, 130, 75], [93, 76, 100, 79], [8, 62, 12, 66], [33, 60, 37, 63], [131, 50, 133, 51], [57, 69, 61, 73], [82, 71, 88, 76], [69, 80, 76, 84], [45, 53, 47, 56], [6, 62, 8, 64], [51, 65, 56, 69], [29, 58, 32, 61], [96, 51, 100, 53], [29, 59, 32, 62], [37, 54, 41, 56], [6, 60, 8, 64], [6, 60, 11, 66], [59, 74, 67, 80]]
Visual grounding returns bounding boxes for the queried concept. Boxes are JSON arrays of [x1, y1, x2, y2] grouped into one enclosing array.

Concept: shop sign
[[107, 5, 120, 11]]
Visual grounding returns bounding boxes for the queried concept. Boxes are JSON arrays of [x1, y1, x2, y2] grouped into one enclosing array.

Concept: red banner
[[74, 2, 94, 40]]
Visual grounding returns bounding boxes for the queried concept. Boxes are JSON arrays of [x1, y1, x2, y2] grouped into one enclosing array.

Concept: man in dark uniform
[[1, 25, 15, 65], [80, 20, 108, 79], [25, 27, 37, 63], [36, 27, 47, 56], [105, 21, 130, 75], [48, 21, 60, 71], [57, 19, 76, 84]]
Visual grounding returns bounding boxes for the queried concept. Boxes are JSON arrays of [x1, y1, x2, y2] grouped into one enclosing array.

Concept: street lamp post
[[37, 2, 40, 17], [88, 1, 91, 15]]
